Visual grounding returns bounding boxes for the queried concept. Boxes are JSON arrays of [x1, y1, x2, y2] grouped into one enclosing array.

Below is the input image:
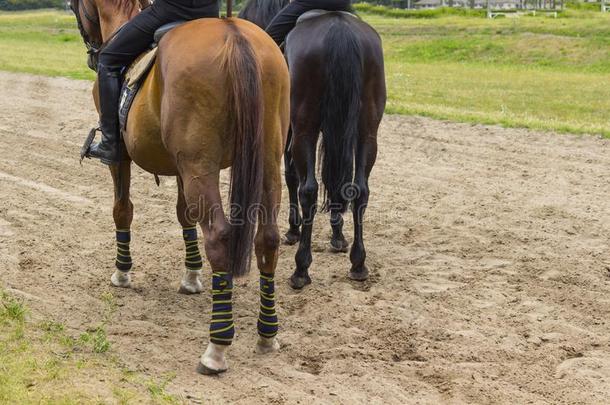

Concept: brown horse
[[240, 1, 386, 288], [71, 0, 290, 373]]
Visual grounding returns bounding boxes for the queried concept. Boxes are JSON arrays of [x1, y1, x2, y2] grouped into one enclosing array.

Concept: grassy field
[[368, 8, 610, 136], [1, 8, 609, 136], [0, 290, 181, 404], [0, 10, 91, 79]]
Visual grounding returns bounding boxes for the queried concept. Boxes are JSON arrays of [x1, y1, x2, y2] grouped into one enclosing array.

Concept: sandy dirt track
[[1, 70, 610, 404]]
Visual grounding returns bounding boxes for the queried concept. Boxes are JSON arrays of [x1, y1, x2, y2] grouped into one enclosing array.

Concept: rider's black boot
[[84, 64, 122, 165]]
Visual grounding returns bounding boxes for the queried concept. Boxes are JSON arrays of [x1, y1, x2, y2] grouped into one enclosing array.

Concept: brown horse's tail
[[220, 22, 265, 278]]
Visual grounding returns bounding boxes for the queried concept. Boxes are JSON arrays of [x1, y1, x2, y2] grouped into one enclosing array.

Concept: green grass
[[366, 9, 610, 136], [0, 289, 183, 404], [0, 8, 609, 136], [0, 9, 94, 79]]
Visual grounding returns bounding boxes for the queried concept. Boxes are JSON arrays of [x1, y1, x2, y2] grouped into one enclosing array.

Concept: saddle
[[118, 21, 186, 131], [296, 9, 358, 25]]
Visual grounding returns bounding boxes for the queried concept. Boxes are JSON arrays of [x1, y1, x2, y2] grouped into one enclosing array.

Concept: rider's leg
[[265, 1, 309, 46], [265, 0, 352, 46], [86, 0, 221, 165], [86, 6, 168, 164]]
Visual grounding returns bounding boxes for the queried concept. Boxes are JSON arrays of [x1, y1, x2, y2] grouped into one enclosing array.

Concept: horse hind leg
[[290, 127, 320, 289], [349, 65, 384, 281], [110, 160, 134, 288], [348, 130, 378, 281], [283, 128, 301, 245], [180, 171, 233, 375], [176, 176, 204, 294], [254, 166, 282, 354]]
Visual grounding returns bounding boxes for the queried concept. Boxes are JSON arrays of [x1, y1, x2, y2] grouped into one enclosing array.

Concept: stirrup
[[80, 127, 100, 163]]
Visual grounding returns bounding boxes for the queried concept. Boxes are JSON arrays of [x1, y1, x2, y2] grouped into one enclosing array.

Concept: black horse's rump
[[238, 0, 289, 28], [317, 16, 363, 212]]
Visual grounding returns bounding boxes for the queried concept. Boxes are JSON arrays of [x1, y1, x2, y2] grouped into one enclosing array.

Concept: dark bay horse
[[240, 1, 386, 289], [71, 0, 290, 373]]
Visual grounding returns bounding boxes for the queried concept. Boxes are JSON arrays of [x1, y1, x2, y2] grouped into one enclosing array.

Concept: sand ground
[[1, 71, 609, 404]]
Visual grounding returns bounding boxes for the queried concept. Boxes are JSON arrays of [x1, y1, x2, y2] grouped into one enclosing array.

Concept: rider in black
[[265, 0, 352, 46], [85, 0, 219, 165]]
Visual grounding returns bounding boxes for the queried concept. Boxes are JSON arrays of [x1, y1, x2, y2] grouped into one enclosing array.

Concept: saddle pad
[[124, 47, 158, 88], [119, 48, 157, 131], [296, 9, 357, 24]]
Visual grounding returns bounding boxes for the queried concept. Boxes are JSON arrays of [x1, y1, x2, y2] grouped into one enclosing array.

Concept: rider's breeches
[[98, 0, 219, 73], [265, 0, 352, 46]]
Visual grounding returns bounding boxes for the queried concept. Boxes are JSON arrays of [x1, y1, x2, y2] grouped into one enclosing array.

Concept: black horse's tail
[[319, 16, 363, 213]]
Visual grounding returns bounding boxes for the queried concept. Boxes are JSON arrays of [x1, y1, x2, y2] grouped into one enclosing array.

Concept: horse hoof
[[284, 230, 300, 246], [197, 343, 228, 375], [178, 270, 203, 295], [178, 283, 202, 295], [111, 270, 131, 288], [196, 362, 227, 376], [289, 273, 311, 290], [329, 237, 349, 253], [348, 265, 369, 281], [256, 336, 280, 354]]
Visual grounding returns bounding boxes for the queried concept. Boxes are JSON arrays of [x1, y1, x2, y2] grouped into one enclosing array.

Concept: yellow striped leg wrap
[[209, 272, 234, 345], [258, 274, 278, 338], [115, 229, 132, 272], [182, 226, 203, 271]]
